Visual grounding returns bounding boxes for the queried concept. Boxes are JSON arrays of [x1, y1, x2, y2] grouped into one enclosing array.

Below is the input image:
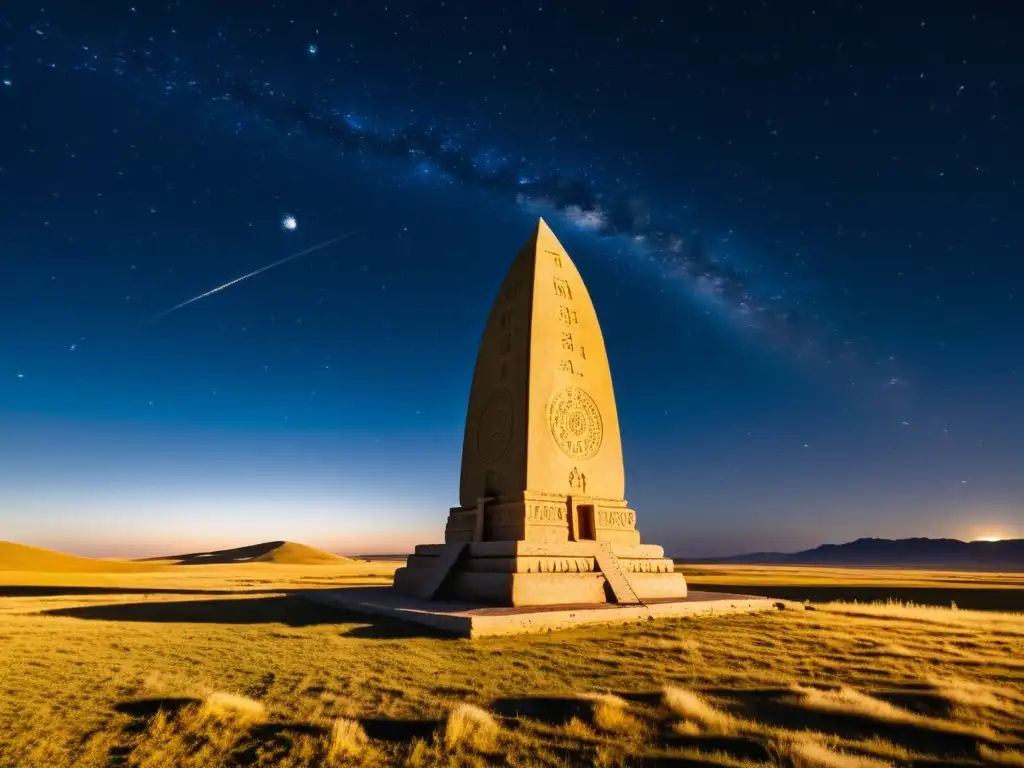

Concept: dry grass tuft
[[789, 683, 1001, 741], [929, 675, 1024, 714], [328, 717, 369, 759], [580, 692, 645, 736], [979, 745, 1024, 767], [197, 692, 267, 724], [443, 702, 499, 752], [790, 685, 915, 724], [778, 733, 895, 768], [662, 686, 737, 733]]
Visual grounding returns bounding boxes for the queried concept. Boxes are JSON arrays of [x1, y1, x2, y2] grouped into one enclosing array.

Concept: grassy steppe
[[0, 557, 1022, 767]]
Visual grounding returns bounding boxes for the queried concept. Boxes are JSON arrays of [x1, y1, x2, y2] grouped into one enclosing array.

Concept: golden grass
[[199, 692, 268, 724], [1, 561, 1022, 766], [979, 745, 1024, 766], [663, 685, 739, 733], [443, 703, 499, 751], [327, 717, 370, 759], [777, 733, 895, 768]]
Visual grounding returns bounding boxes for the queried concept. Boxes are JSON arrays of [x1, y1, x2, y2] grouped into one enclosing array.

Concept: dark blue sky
[[1, 1, 1021, 557]]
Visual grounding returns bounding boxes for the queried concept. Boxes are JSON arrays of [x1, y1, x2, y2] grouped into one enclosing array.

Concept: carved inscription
[[498, 333, 512, 354], [547, 386, 603, 461], [475, 388, 513, 464], [527, 504, 566, 523], [559, 305, 578, 326], [490, 504, 567, 526], [561, 332, 574, 351], [553, 277, 573, 300], [559, 359, 583, 377], [597, 509, 636, 528], [546, 249, 563, 268]]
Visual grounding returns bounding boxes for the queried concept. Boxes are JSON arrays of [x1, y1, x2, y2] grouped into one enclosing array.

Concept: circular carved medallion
[[475, 388, 514, 464], [548, 385, 603, 461]]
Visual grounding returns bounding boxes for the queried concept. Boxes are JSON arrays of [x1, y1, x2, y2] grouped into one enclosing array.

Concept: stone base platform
[[304, 586, 777, 638], [393, 540, 688, 606]]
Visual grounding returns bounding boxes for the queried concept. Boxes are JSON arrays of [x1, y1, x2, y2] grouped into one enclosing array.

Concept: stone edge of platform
[[300, 588, 778, 638]]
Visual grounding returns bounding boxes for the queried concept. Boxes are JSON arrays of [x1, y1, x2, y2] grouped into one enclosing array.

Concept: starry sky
[[1, 1, 1021, 559]]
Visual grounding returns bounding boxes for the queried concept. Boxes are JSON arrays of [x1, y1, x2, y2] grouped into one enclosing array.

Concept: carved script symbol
[[553, 277, 572, 300], [546, 250, 563, 268], [498, 333, 511, 355], [558, 305, 578, 326], [559, 359, 583, 377], [561, 332, 574, 351]]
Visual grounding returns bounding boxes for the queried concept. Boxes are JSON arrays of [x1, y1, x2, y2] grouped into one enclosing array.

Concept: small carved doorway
[[576, 504, 596, 540]]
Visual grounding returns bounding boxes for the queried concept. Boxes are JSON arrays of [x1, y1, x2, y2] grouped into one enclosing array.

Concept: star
[[281, 214, 297, 231]]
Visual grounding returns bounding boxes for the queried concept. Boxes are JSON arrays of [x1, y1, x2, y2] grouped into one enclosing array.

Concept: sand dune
[[140, 540, 354, 566], [0, 541, 159, 573]]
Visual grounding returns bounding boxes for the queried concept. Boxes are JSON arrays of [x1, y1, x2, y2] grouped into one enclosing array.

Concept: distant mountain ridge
[[685, 537, 1024, 569]]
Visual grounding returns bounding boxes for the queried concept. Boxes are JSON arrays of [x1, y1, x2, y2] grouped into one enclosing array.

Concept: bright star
[[281, 214, 297, 231], [308, 43, 318, 56]]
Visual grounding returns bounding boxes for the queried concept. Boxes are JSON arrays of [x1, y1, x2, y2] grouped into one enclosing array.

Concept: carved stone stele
[[393, 218, 687, 605]]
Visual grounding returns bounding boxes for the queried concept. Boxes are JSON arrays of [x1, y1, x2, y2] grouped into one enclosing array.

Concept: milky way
[[9, 12, 904, 392]]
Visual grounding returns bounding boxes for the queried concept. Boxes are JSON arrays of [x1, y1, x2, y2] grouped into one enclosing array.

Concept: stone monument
[[393, 218, 688, 606]]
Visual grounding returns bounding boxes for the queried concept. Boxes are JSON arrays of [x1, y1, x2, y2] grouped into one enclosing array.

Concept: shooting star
[[155, 232, 353, 318]]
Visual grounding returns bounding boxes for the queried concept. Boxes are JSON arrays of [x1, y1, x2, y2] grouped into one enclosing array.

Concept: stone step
[[593, 542, 642, 605], [414, 543, 468, 600]]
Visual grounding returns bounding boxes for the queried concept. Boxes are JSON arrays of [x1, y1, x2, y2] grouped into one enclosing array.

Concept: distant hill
[[0, 541, 158, 573], [686, 537, 1024, 570], [141, 541, 354, 565]]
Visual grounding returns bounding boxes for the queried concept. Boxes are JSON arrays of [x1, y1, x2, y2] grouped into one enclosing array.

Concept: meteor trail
[[155, 232, 353, 318]]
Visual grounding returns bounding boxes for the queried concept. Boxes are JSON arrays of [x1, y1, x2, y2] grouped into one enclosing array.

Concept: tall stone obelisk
[[394, 218, 687, 606]]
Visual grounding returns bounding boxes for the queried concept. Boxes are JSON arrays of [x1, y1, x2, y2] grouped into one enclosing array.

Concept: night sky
[[1, 2, 1021, 558]]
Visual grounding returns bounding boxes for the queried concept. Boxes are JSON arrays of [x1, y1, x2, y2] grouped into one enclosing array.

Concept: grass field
[[1, 554, 1023, 767], [679, 565, 1024, 612]]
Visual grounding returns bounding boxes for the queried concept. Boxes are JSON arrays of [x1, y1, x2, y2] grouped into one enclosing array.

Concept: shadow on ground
[[693, 584, 1024, 611], [40, 594, 450, 638], [492, 696, 773, 763], [105, 686, 1014, 767], [107, 696, 741, 767], [0, 582, 391, 599], [698, 686, 1009, 759]]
